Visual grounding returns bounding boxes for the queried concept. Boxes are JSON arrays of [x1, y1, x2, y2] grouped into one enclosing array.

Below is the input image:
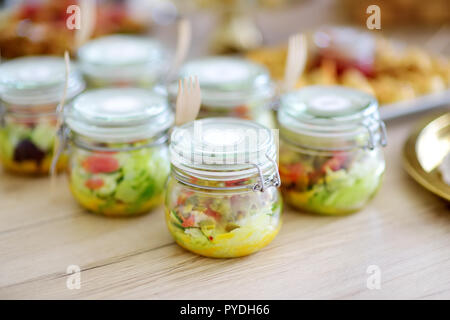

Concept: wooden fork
[[166, 18, 192, 82], [75, 0, 97, 49], [175, 76, 202, 126], [283, 33, 307, 93]]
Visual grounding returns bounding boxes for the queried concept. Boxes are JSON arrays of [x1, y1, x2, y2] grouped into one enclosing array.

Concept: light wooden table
[[0, 110, 449, 300], [1, 1, 450, 300]]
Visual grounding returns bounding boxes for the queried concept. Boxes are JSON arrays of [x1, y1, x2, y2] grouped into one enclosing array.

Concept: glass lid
[[168, 57, 275, 108], [0, 56, 85, 105], [278, 86, 383, 150], [66, 88, 173, 142], [170, 118, 277, 177], [78, 35, 170, 80], [280, 85, 377, 120], [78, 35, 166, 66]]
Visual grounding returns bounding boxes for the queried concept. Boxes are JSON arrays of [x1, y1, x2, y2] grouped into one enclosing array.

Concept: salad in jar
[[277, 86, 387, 215], [65, 88, 173, 216], [166, 118, 282, 258], [0, 56, 85, 175]]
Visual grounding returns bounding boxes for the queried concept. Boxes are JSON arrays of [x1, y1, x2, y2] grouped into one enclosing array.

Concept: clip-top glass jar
[[278, 86, 387, 215], [0, 56, 85, 175], [78, 35, 170, 88], [64, 88, 173, 216], [168, 57, 276, 127], [166, 118, 282, 258]]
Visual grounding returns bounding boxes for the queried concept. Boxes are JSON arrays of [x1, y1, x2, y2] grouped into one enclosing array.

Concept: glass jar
[[0, 56, 85, 175], [168, 57, 276, 127], [278, 86, 387, 215], [64, 88, 173, 216], [77, 35, 170, 89], [166, 118, 282, 258]]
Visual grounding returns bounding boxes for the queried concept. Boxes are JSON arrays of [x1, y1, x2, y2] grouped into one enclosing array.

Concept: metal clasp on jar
[[251, 153, 281, 192], [0, 106, 5, 127], [50, 124, 70, 175], [364, 117, 388, 150]]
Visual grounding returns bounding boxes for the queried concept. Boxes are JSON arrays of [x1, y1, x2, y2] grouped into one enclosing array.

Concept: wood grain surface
[[1, 109, 449, 299], [1, 1, 450, 300]]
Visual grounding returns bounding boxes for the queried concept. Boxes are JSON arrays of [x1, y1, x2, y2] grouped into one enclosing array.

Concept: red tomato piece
[[225, 178, 247, 187], [233, 105, 251, 119], [85, 178, 104, 190], [82, 155, 119, 174], [280, 163, 306, 183], [321, 152, 348, 173], [181, 215, 195, 228], [205, 208, 221, 220]]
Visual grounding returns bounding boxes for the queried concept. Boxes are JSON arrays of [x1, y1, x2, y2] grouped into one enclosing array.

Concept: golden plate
[[403, 112, 450, 201]]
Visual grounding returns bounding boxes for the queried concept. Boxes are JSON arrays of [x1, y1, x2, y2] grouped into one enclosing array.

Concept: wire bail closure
[[50, 124, 69, 175], [0, 106, 5, 127], [364, 117, 388, 150], [379, 120, 388, 147], [251, 153, 281, 193]]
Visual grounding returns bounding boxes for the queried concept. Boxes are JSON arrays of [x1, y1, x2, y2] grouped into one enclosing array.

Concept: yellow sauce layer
[[69, 181, 163, 217], [0, 154, 67, 175], [166, 210, 281, 258]]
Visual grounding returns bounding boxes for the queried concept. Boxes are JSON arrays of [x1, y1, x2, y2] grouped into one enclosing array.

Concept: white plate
[[380, 90, 450, 120]]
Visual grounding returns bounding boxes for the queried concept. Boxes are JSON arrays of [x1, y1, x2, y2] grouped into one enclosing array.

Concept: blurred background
[[1, 0, 449, 56], [0, 0, 449, 108]]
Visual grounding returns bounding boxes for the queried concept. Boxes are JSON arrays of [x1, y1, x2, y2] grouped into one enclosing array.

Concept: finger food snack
[[0, 56, 85, 174], [278, 86, 387, 215], [64, 88, 173, 216], [166, 118, 282, 257]]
